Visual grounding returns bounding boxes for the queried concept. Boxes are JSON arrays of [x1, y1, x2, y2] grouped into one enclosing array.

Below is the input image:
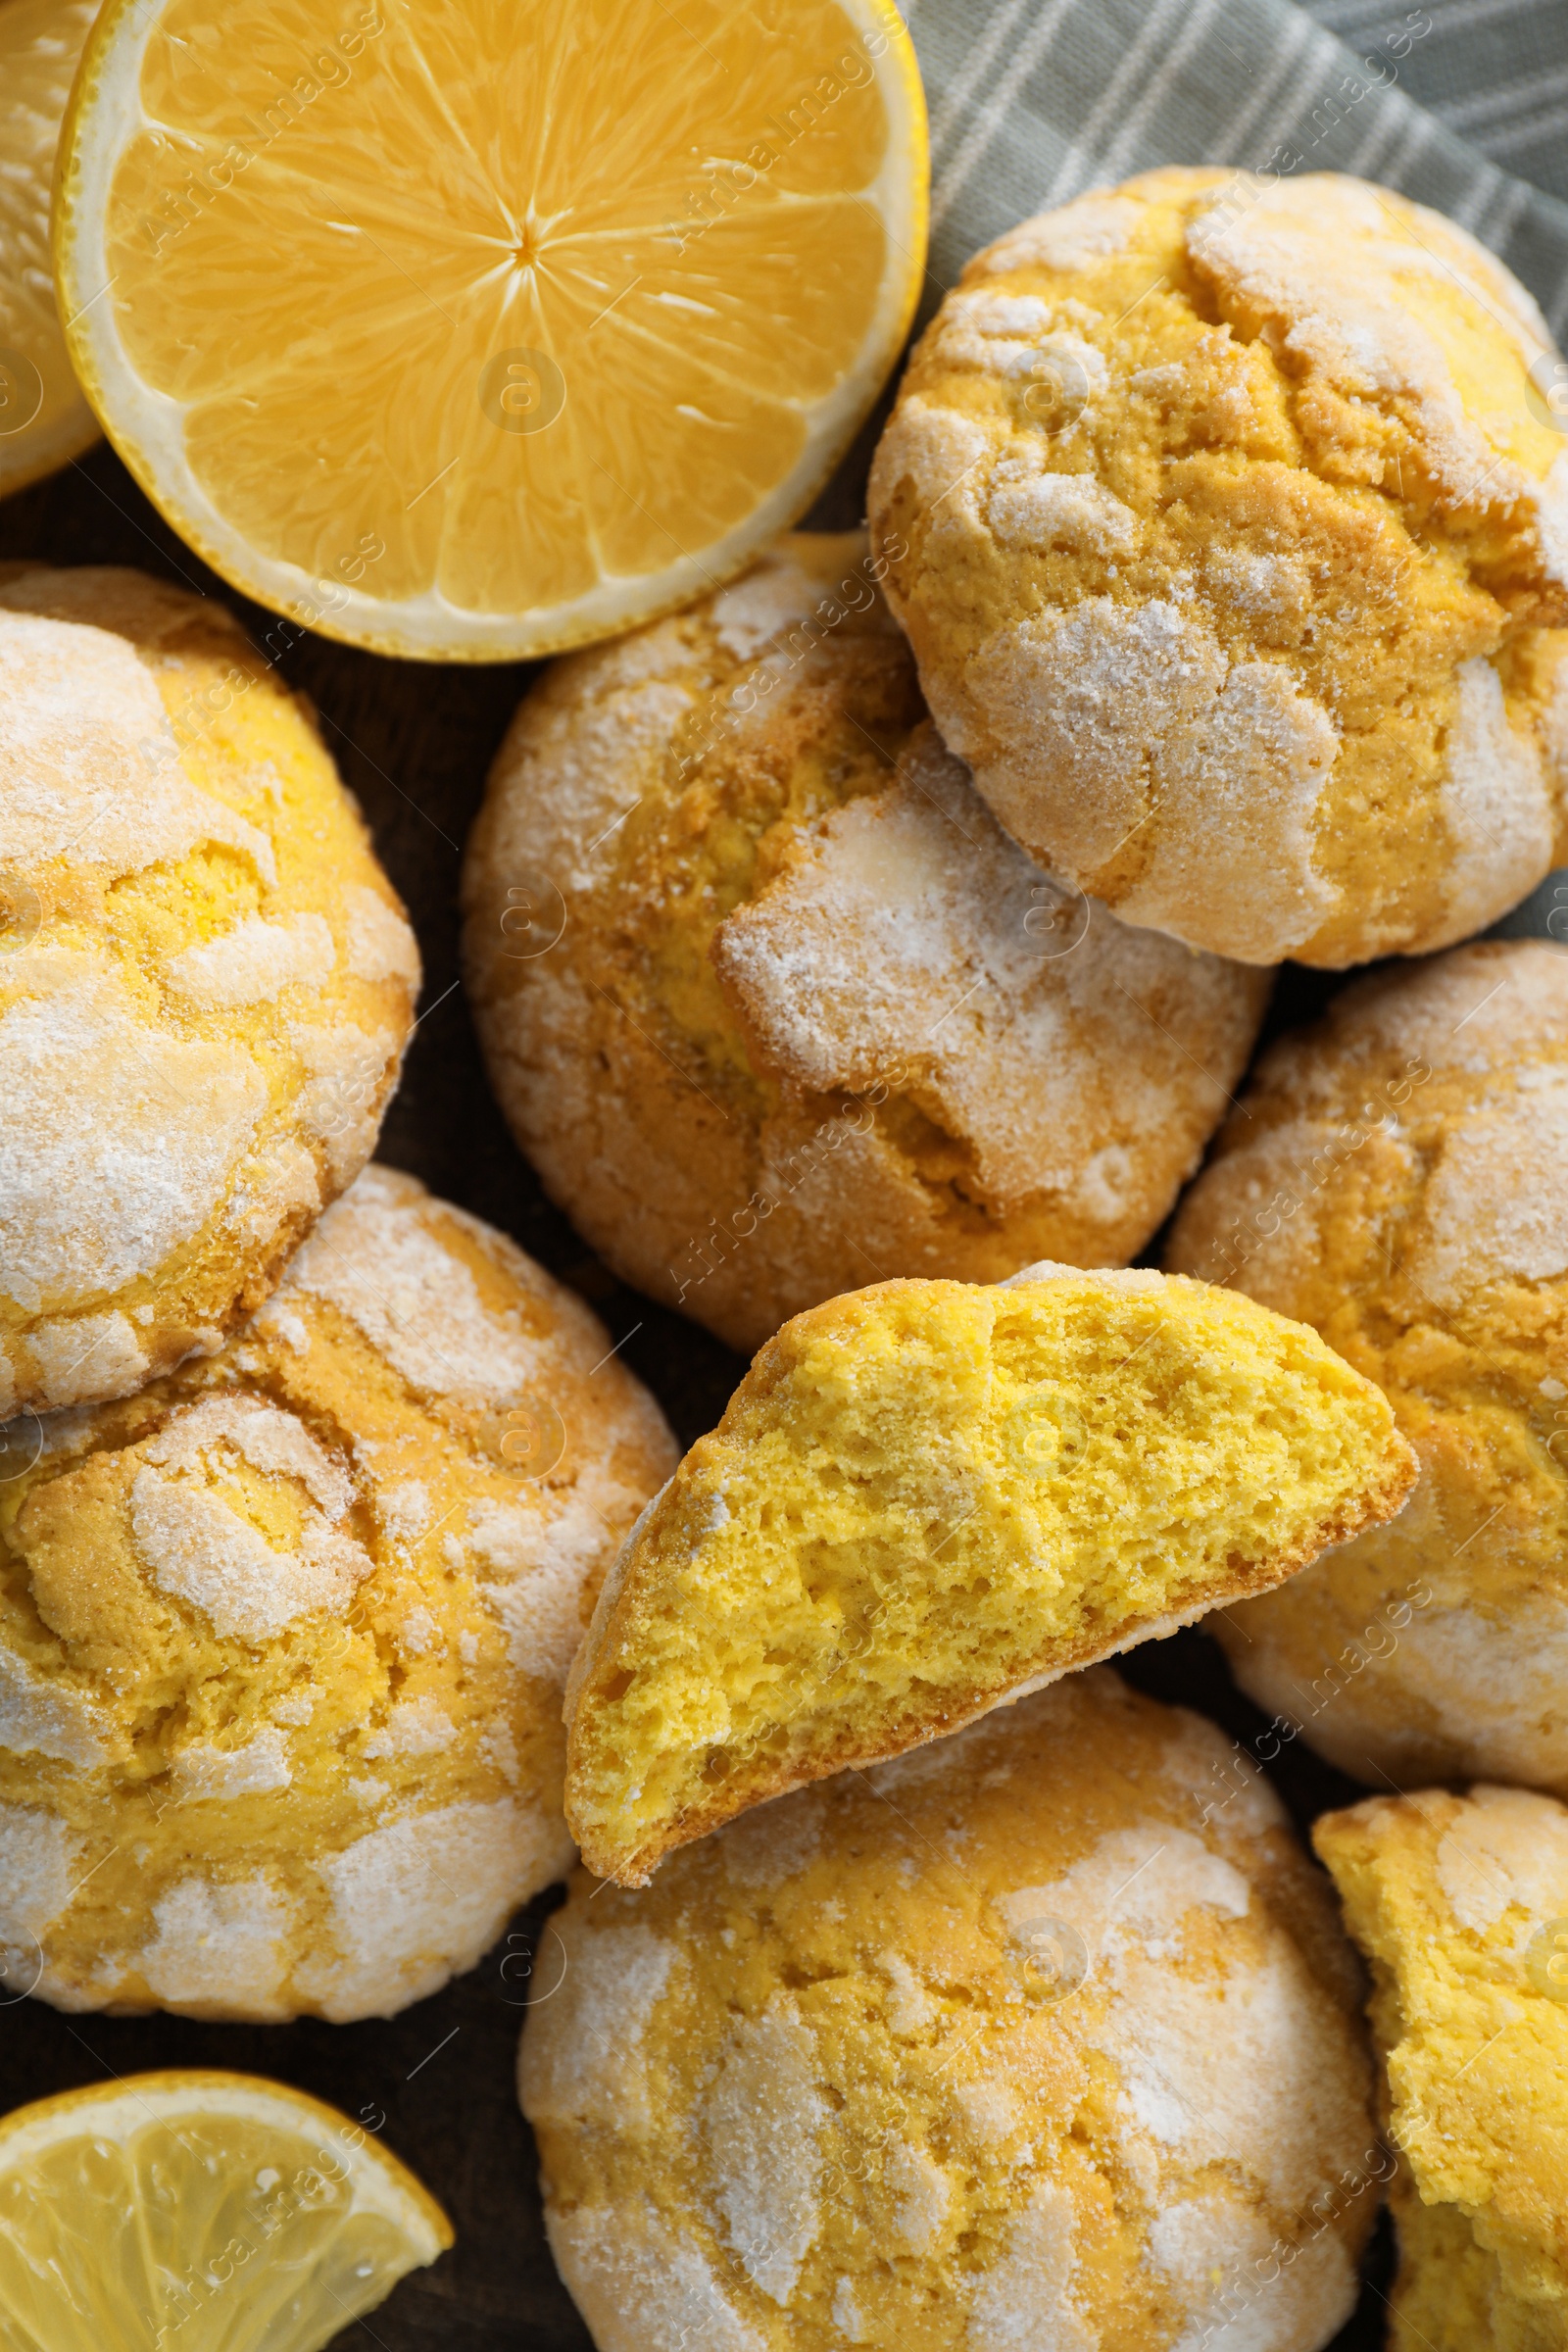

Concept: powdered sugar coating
[[523, 1671, 1373, 2349], [170, 1728, 293, 1801], [148, 1394, 352, 1512], [0, 566, 418, 1412], [1172, 938, 1568, 1799], [946, 595, 1339, 966], [967, 2184, 1094, 2351], [0, 1648, 115, 1769], [1004, 1823, 1358, 2218], [130, 1395, 372, 1642], [869, 169, 1568, 968], [465, 532, 1267, 1353], [1436, 661, 1556, 943], [0, 610, 273, 881], [712, 725, 1261, 1210], [702, 1996, 827, 2304], [0, 1168, 677, 2022], [545, 2204, 765, 2352], [521, 1923, 676, 2134], [290, 1022, 405, 1184], [0, 1805, 81, 1947], [165, 912, 335, 1006], [133, 1875, 293, 2017], [282, 1167, 560, 1407], [1402, 1081, 1568, 1310], [298, 1796, 567, 2021], [1152, 2197, 1355, 2352], [1432, 1784, 1568, 1934], [24, 1311, 148, 1409], [0, 956, 268, 1308], [465, 1488, 635, 1686], [344, 885, 420, 986], [987, 465, 1136, 556]]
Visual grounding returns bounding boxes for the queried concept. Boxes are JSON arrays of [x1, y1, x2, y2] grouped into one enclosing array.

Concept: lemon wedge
[[0, 0, 98, 496], [0, 2070, 452, 2350], [53, 0, 927, 660]]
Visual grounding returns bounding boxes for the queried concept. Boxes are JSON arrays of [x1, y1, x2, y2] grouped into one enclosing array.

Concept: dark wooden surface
[[6, 434, 1546, 2348]]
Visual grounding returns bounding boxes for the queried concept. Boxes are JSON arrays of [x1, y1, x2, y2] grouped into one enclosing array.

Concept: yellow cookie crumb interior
[[1316, 1788, 1568, 2351], [568, 1274, 1411, 1878]]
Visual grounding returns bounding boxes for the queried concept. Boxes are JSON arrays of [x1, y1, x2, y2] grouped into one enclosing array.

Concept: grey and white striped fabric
[[1305, 0, 1568, 208], [906, 0, 1568, 339], [894, 0, 1568, 939]]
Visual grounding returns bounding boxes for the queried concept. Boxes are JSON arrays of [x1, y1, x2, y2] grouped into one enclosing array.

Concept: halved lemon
[[53, 0, 927, 660], [0, 2070, 453, 2350], [0, 0, 99, 497]]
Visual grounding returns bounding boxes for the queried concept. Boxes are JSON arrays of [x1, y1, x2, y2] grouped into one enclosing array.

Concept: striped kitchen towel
[[906, 0, 1568, 338]]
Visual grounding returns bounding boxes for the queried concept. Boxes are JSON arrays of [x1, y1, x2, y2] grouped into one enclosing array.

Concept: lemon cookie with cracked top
[[868, 169, 1568, 968], [564, 1262, 1415, 1886], [0, 1166, 676, 2022], [0, 562, 419, 1416], [1168, 939, 1568, 1798], [462, 531, 1270, 1354], [1315, 1782, 1568, 2350], [525, 1668, 1380, 2352]]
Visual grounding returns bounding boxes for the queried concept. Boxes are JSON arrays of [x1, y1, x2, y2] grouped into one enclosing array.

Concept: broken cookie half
[[564, 1264, 1416, 1884]]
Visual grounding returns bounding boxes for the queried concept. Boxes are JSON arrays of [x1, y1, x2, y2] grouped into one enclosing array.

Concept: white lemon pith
[[53, 0, 927, 660], [0, 2070, 451, 2352], [0, 0, 98, 498]]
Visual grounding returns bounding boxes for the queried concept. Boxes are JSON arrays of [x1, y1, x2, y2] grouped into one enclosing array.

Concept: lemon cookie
[[526, 1669, 1379, 2352], [1316, 1783, 1568, 2350], [564, 1264, 1415, 1884], [463, 533, 1270, 1353], [0, 563, 419, 1415], [0, 1166, 676, 2021], [1169, 939, 1568, 1796], [868, 169, 1568, 968]]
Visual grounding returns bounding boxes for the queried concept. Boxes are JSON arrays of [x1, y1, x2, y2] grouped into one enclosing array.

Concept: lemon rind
[[0, 2070, 453, 2257]]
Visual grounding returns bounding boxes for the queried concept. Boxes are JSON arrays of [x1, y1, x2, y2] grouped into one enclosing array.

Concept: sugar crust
[[1169, 939, 1568, 1796], [0, 1167, 676, 2022], [868, 169, 1568, 968], [463, 531, 1268, 1353], [0, 565, 421, 1413], [525, 1671, 1376, 2352]]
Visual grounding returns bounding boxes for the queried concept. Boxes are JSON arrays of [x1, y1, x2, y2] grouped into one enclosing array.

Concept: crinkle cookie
[[0, 563, 419, 1416], [868, 169, 1568, 968], [0, 1167, 676, 2022], [1316, 1784, 1568, 2351], [564, 1264, 1414, 1885], [462, 532, 1269, 1353], [525, 1669, 1379, 2352], [1168, 940, 1568, 1797]]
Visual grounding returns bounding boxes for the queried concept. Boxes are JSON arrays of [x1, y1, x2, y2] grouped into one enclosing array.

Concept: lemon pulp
[[55, 0, 927, 657], [0, 2070, 452, 2352]]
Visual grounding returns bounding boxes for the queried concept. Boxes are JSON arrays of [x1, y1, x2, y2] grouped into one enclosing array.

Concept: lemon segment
[[0, 2071, 452, 2352], [0, 0, 98, 497], [53, 0, 927, 659]]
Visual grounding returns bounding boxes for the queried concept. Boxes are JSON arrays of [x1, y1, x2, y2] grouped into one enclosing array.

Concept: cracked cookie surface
[[869, 169, 1568, 968], [463, 532, 1267, 1352], [0, 1167, 675, 2021]]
